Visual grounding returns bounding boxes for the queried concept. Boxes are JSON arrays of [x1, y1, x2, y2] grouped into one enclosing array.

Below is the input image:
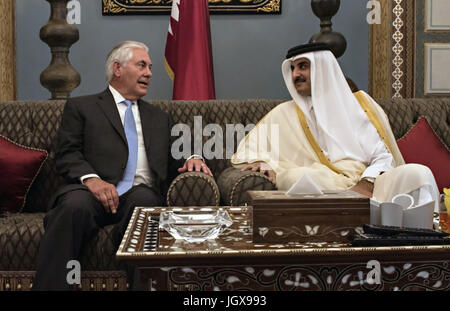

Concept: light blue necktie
[[116, 100, 138, 196]]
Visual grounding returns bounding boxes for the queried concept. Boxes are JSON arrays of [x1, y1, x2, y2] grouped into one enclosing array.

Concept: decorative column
[[309, 0, 347, 59], [40, 0, 80, 99], [0, 0, 16, 101]]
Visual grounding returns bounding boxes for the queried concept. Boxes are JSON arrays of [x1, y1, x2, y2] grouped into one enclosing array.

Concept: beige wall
[[0, 0, 16, 101]]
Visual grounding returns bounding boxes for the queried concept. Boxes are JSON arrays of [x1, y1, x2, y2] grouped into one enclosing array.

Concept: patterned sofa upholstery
[[0, 97, 449, 291], [218, 97, 450, 205]]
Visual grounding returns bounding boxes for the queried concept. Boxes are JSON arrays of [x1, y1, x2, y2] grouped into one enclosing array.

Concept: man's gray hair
[[105, 41, 149, 82]]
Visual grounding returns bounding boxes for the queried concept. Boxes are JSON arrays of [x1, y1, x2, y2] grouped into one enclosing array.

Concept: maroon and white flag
[[164, 0, 216, 100]]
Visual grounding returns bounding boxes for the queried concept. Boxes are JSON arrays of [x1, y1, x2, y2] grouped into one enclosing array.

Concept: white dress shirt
[[80, 85, 152, 187]]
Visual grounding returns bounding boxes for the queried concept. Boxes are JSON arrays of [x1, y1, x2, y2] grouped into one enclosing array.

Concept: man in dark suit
[[33, 41, 212, 290]]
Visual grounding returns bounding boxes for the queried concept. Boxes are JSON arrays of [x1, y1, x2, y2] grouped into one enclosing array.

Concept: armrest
[[166, 172, 220, 207], [217, 167, 276, 206]]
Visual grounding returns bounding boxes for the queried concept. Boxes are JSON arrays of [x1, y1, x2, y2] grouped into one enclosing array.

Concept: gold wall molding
[[369, 0, 392, 98], [0, 0, 16, 101], [370, 1, 433, 98], [102, 0, 281, 14]]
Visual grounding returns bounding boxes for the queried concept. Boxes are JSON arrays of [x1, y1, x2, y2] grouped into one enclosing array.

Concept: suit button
[[121, 164, 126, 169]]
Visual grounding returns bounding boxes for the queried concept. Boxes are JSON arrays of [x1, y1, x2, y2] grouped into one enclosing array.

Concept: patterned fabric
[[0, 98, 448, 289], [156, 99, 282, 176], [206, 100, 247, 176], [0, 213, 123, 271], [0, 213, 44, 270], [397, 117, 450, 192], [376, 98, 450, 147], [0, 135, 48, 214], [218, 167, 276, 206], [0, 98, 447, 210], [0, 101, 65, 213], [167, 172, 220, 206]]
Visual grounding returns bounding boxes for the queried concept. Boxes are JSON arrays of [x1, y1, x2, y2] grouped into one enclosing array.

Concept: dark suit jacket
[[50, 88, 180, 209]]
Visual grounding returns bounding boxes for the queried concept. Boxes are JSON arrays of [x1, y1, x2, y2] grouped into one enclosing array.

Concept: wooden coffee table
[[116, 206, 450, 291]]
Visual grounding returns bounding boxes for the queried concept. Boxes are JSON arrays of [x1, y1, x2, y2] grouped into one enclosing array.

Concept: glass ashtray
[[158, 210, 233, 243]]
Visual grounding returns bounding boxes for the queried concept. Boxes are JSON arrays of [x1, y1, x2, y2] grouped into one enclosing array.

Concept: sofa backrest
[[153, 99, 283, 177], [1, 98, 448, 213], [0, 101, 65, 213], [375, 98, 449, 147]]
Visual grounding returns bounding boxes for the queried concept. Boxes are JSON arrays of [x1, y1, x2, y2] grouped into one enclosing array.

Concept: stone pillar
[[40, 0, 81, 99], [0, 0, 16, 101]]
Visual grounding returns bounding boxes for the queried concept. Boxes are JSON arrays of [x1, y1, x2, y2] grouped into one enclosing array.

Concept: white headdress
[[282, 49, 377, 164]]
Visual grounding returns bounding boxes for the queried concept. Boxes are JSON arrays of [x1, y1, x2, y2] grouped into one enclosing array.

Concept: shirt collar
[[108, 85, 137, 106]]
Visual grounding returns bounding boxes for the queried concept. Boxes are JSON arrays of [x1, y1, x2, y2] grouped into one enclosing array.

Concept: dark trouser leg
[[33, 189, 107, 291], [112, 184, 163, 250], [112, 184, 163, 290]]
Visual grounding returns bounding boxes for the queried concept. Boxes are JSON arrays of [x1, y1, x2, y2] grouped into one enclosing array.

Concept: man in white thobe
[[231, 43, 439, 212]]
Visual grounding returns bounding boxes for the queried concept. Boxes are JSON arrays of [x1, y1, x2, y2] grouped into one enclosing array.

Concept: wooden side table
[[116, 206, 450, 291]]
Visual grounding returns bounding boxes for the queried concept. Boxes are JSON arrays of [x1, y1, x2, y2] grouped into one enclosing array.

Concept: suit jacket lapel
[[138, 99, 160, 167], [96, 89, 127, 144]]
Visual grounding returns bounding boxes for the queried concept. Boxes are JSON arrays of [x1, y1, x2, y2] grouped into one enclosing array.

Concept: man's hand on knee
[[241, 162, 276, 184], [84, 177, 119, 214]]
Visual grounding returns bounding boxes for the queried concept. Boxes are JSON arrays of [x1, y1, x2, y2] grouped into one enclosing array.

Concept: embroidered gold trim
[[353, 91, 394, 155], [295, 106, 344, 176]]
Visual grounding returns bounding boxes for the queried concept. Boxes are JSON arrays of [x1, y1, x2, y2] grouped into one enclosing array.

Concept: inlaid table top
[[116, 206, 450, 267]]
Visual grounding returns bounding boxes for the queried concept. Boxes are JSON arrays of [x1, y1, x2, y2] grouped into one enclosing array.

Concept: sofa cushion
[[397, 117, 450, 193], [0, 101, 65, 213], [376, 98, 450, 147], [0, 135, 48, 214]]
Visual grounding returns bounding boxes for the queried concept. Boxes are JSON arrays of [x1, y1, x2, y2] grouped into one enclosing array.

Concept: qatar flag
[[164, 0, 216, 100]]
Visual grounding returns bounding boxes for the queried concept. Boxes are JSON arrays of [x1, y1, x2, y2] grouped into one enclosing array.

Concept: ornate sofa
[[0, 97, 449, 290]]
